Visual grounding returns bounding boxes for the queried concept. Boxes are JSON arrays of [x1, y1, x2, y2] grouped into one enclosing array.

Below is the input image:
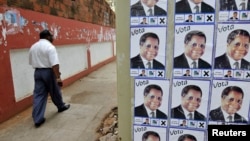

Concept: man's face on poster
[[233, 12, 238, 18], [190, 0, 203, 4], [144, 88, 162, 111], [140, 37, 159, 61], [141, 0, 158, 7], [145, 135, 160, 141], [221, 90, 243, 115], [181, 89, 202, 112], [226, 35, 249, 61], [188, 15, 193, 20], [182, 120, 187, 125], [184, 35, 206, 60]]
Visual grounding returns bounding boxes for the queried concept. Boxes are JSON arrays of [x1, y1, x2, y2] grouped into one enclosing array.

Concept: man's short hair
[[227, 29, 250, 44], [184, 30, 206, 44], [144, 84, 163, 96], [139, 32, 160, 46], [181, 85, 202, 97], [142, 131, 160, 141], [40, 30, 53, 39], [221, 86, 244, 99], [178, 134, 197, 141]]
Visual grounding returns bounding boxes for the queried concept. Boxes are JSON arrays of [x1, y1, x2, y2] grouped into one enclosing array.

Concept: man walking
[[29, 30, 70, 127]]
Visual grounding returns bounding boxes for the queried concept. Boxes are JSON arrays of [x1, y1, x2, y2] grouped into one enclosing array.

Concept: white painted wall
[[57, 44, 88, 79], [9, 42, 114, 102], [90, 42, 113, 66], [9, 48, 34, 101]]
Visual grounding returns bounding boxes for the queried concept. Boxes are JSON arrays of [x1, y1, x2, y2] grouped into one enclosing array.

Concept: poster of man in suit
[[134, 79, 169, 122], [130, 0, 168, 26], [209, 80, 250, 125], [219, 0, 250, 21], [130, 27, 166, 77], [168, 128, 205, 141], [175, 0, 215, 14], [174, 0, 215, 23], [219, 0, 250, 11], [173, 24, 214, 78], [213, 23, 250, 79], [133, 125, 167, 141], [130, 0, 167, 17], [170, 79, 210, 129]]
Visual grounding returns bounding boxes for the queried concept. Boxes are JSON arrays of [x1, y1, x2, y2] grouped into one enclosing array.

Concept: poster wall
[[130, 1, 250, 141]]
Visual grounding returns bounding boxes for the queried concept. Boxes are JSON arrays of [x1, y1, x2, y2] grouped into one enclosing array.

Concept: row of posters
[[130, 0, 250, 25], [131, 23, 250, 80], [133, 78, 250, 141], [134, 79, 250, 126], [130, 0, 250, 141]]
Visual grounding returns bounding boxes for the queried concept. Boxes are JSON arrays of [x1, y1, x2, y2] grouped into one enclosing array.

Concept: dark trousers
[[32, 68, 64, 123]]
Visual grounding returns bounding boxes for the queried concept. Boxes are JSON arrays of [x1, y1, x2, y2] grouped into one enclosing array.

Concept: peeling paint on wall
[[0, 6, 116, 49]]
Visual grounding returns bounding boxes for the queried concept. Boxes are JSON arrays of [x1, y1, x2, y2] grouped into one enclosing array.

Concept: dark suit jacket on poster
[[220, 0, 250, 11], [131, 1, 167, 16], [229, 17, 238, 20], [214, 53, 250, 69], [134, 104, 168, 119], [185, 19, 193, 22], [130, 54, 165, 69], [209, 107, 248, 123], [174, 53, 211, 69], [171, 105, 206, 121], [175, 0, 215, 13]]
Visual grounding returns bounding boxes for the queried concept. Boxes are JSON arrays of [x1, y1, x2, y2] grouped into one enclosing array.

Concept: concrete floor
[[0, 61, 117, 141]]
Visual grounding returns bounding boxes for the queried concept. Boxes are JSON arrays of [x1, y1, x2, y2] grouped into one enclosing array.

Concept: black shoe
[[58, 104, 70, 113], [35, 118, 46, 128]]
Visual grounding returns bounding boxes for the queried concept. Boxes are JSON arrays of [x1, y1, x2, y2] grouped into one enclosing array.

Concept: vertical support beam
[[116, 0, 132, 140]]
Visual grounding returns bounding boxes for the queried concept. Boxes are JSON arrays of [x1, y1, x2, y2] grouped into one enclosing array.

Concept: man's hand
[[56, 78, 63, 87]]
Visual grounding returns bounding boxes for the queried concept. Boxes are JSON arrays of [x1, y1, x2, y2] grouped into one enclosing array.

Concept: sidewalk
[[0, 61, 117, 141]]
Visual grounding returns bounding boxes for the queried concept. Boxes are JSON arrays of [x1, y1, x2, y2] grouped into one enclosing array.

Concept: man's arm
[[52, 64, 62, 86]]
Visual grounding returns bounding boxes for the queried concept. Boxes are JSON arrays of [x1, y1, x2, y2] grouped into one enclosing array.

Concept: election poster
[[173, 24, 215, 78], [130, 27, 166, 78], [213, 23, 250, 80], [209, 79, 250, 125], [169, 128, 205, 141], [133, 125, 167, 141], [134, 78, 169, 128], [175, 0, 216, 24], [170, 79, 210, 130], [218, 0, 250, 21], [130, 0, 168, 26]]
